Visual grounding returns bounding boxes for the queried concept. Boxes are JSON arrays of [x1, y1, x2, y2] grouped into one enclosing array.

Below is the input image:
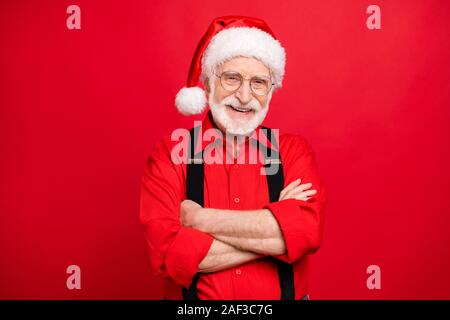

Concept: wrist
[[194, 207, 212, 232]]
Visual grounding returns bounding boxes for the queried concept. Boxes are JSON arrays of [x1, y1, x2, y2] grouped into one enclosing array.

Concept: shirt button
[[234, 197, 240, 204], [233, 164, 239, 169], [236, 269, 242, 275]]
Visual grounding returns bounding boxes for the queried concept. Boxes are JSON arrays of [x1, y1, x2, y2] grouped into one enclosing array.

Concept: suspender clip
[[264, 159, 282, 165], [187, 158, 204, 165]]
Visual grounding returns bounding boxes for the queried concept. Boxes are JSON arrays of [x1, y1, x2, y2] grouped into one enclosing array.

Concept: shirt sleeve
[[264, 135, 328, 264], [140, 137, 214, 288]]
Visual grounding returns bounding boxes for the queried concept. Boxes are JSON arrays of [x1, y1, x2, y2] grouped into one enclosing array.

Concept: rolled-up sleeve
[[140, 138, 214, 288], [265, 135, 328, 264]]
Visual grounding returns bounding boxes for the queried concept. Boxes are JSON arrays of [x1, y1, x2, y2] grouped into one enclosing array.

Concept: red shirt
[[140, 112, 328, 300]]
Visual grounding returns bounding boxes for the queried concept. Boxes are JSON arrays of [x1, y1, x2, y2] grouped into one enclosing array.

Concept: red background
[[1, 0, 449, 299]]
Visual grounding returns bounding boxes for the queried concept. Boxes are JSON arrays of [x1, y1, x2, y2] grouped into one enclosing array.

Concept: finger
[[180, 199, 194, 211], [280, 179, 300, 199], [180, 199, 188, 208], [288, 183, 313, 195], [280, 182, 300, 200], [281, 179, 301, 196], [182, 199, 197, 206], [284, 189, 317, 201], [283, 187, 307, 200], [299, 189, 317, 198], [293, 195, 313, 202], [299, 182, 313, 191]]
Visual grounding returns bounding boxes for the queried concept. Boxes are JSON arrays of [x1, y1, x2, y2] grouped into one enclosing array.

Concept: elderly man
[[140, 16, 328, 300]]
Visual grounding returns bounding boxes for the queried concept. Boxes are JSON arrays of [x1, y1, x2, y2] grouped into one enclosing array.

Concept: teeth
[[230, 105, 251, 112]]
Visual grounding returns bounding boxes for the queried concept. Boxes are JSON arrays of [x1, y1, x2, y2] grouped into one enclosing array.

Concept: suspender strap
[[263, 128, 284, 203], [182, 273, 200, 300], [182, 127, 204, 300], [185, 126, 204, 207], [260, 127, 295, 300]]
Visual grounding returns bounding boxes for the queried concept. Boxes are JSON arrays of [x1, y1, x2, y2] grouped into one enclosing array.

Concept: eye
[[252, 78, 268, 87], [223, 73, 242, 83]]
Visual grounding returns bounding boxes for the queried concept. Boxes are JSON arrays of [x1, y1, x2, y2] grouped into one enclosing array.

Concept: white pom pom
[[175, 87, 207, 115]]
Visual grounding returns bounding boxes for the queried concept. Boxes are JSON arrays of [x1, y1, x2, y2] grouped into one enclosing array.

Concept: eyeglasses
[[214, 71, 274, 96]]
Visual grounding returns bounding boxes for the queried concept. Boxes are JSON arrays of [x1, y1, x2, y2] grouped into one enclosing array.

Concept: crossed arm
[[180, 179, 317, 273]]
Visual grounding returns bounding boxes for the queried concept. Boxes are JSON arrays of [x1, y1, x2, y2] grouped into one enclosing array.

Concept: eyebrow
[[222, 70, 272, 78]]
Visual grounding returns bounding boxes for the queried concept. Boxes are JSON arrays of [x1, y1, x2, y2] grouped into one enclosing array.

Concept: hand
[[279, 178, 317, 201], [180, 199, 203, 228]]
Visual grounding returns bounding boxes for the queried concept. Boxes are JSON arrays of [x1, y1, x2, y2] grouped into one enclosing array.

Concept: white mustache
[[220, 95, 261, 111]]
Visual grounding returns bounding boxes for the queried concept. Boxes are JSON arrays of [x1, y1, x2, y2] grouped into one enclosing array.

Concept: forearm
[[198, 239, 264, 273], [195, 208, 286, 256]]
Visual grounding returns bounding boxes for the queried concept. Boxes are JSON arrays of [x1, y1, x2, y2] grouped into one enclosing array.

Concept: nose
[[235, 80, 252, 105]]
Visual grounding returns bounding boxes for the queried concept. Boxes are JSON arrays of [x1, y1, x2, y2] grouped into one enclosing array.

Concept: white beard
[[208, 81, 271, 136]]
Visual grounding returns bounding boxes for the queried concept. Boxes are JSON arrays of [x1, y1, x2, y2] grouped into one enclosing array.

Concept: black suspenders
[[182, 126, 295, 300], [182, 126, 204, 300], [261, 127, 295, 300]]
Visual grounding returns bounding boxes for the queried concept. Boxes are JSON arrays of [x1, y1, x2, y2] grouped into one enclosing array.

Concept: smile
[[227, 104, 253, 113]]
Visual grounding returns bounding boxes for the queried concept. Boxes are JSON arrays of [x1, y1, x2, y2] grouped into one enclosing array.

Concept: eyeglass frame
[[214, 70, 275, 96]]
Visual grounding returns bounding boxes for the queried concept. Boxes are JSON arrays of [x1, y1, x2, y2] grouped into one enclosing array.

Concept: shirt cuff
[[265, 198, 321, 264], [164, 226, 214, 288]]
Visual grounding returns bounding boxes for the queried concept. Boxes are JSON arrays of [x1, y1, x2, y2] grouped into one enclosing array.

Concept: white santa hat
[[175, 16, 286, 115]]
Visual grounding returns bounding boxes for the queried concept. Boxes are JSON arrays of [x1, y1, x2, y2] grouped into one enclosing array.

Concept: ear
[[204, 78, 211, 94]]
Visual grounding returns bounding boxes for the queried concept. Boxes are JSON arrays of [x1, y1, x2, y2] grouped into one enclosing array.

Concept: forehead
[[217, 56, 270, 76]]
